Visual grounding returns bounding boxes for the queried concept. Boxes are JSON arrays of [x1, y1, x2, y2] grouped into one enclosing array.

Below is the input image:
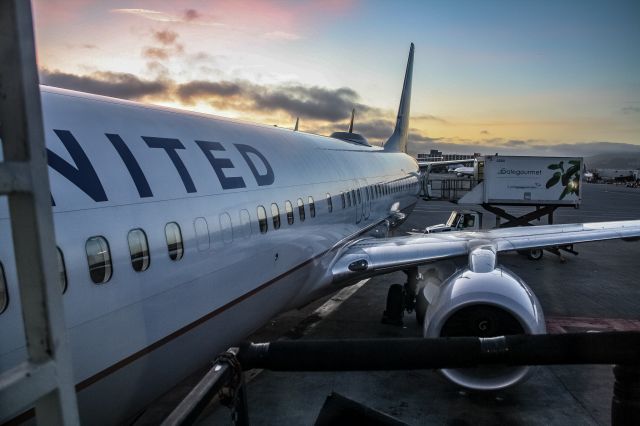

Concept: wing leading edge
[[331, 220, 640, 283]]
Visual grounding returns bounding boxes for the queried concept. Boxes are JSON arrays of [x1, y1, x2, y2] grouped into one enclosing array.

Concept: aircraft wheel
[[415, 290, 427, 326], [381, 284, 404, 326], [527, 248, 544, 261]]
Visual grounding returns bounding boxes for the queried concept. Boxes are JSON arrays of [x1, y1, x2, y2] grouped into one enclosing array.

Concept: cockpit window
[[86, 236, 112, 284], [128, 229, 150, 272]]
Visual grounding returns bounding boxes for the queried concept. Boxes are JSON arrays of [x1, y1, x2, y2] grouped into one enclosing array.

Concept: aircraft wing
[[331, 220, 640, 283]]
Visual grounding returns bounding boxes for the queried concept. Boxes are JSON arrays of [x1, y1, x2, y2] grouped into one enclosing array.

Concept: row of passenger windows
[[86, 222, 185, 284], [255, 177, 419, 234], [0, 176, 419, 313], [0, 220, 186, 314]]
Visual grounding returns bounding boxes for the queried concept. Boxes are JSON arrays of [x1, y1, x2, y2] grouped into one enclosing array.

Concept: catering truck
[[424, 155, 585, 261], [458, 155, 583, 206]]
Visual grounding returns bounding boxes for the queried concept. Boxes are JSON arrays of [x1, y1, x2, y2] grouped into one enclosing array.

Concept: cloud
[[263, 31, 301, 41], [177, 81, 243, 104], [142, 47, 170, 60], [183, 9, 200, 22], [176, 80, 367, 122], [112, 8, 182, 22], [39, 66, 370, 123], [40, 69, 171, 100], [142, 30, 184, 62], [111, 8, 220, 26], [413, 114, 448, 124], [480, 130, 490, 135], [622, 106, 640, 114], [406, 136, 640, 159], [153, 29, 179, 45]]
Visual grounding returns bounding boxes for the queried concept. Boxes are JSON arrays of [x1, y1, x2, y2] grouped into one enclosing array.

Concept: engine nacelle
[[420, 266, 546, 391]]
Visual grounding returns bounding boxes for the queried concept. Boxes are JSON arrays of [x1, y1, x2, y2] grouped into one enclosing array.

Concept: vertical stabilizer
[[383, 43, 414, 152]]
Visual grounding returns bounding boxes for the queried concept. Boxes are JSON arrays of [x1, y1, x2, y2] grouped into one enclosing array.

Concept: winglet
[[294, 117, 299, 131], [384, 43, 414, 153], [348, 108, 355, 133]]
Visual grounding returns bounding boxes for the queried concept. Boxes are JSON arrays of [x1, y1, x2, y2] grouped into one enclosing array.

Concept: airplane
[[453, 165, 475, 177], [2, 43, 640, 425]]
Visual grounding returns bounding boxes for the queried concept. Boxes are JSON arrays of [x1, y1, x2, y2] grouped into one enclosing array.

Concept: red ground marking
[[546, 316, 640, 334]]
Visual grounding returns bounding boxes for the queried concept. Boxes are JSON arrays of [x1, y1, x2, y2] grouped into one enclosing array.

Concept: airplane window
[[220, 213, 233, 243], [271, 203, 281, 230], [326, 193, 333, 213], [128, 229, 150, 272], [57, 247, 68, 293], [257, 205, 268, 233], [297, 198, 306, 221], [285, 200, 294, 225], [351, 190, 356, 205], [0, 262, 7, 313], [239, 210, 252, 237], [356, 189, 361, 204], [194, 217, 210, 251], [346, 191, 352, 207], [165, 222, 184, 261], [308, 196, 316, 218], [86, 236, 112, 284], [366, 186, 370, 201], [341, 192, 346, 209]]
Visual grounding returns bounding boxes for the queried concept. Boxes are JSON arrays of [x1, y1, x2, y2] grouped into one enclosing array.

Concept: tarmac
[[182, 181, 640, 425]]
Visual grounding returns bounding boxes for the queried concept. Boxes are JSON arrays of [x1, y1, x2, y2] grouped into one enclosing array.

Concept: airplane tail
[[383, 43, 414, 153]]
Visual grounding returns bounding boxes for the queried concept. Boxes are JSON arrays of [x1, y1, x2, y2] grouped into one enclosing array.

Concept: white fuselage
[[0, 87, 419, 424]]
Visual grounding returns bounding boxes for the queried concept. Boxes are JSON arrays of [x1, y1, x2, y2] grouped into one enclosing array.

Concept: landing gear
[[381, 268, 422, 327], [527, 248, 544, 261], [381, 284, 404, 326]]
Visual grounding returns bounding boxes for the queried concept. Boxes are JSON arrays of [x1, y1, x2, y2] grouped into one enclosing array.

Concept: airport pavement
[[202, 182, 640, 425]]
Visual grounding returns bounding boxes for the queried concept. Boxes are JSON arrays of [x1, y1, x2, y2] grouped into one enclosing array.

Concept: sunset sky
[[33, 0, 640, 157]]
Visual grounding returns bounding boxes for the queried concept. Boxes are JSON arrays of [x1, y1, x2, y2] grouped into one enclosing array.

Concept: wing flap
[[493, 220, 640, 252]]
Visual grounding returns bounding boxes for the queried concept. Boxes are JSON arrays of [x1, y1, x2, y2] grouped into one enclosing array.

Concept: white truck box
[[459, 155, 583, 206]]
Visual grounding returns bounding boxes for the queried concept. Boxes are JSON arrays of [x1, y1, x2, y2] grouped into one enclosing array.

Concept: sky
[[32, 0, 640, 158]]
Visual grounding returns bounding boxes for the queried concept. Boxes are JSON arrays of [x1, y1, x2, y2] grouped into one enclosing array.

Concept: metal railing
[[423, 178, 478, 201], [163, 332, 640, 426]]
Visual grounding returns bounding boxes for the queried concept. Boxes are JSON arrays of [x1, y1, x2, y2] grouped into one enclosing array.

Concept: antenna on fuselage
[[294, 117, 299, 131], [348, 108, 355, 133]]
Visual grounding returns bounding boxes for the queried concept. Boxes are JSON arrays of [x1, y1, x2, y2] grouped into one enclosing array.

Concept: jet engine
[[419, 264, 546, 390]]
